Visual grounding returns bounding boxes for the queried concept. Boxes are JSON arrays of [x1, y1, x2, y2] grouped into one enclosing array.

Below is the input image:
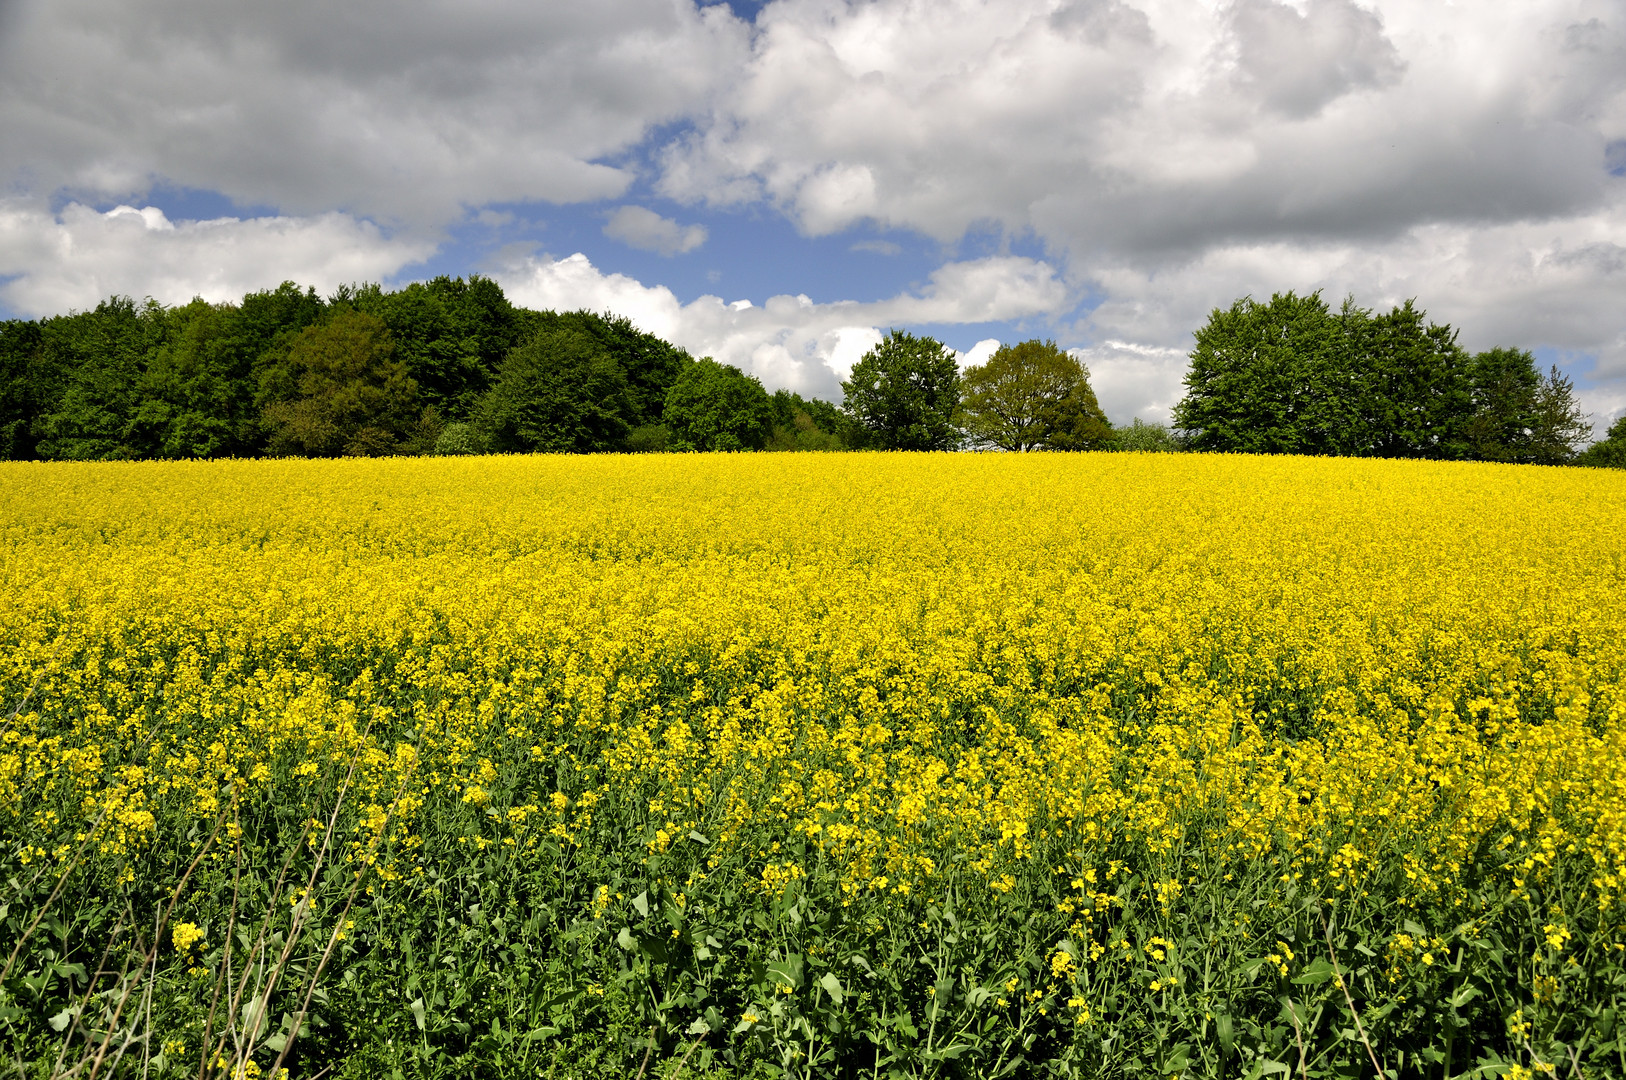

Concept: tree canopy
[[0, 276, 1605, 465], [840, 330, 962, 451], [1576, 414, 1626, 469], [260, 309, 421, 457], [1174, 291, 1591, 463], [474, 326, 634, 454], [663, 358, 773, 451], [0, 277, 781, 460], [958, 339, 1112, 451]]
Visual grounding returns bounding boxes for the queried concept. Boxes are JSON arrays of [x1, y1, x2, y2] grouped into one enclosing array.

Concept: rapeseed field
[[1, 454, 1623, 1079]]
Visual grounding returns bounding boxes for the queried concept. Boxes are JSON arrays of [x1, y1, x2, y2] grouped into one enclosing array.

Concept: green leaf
[[47, 1006, 74, 1032], [819, 972, 844, 1004], [1292, 958, 1335, 985], [617, 926, 635, 951], [631, 891, 649, 918], [409, 996, 426, 1032], [1159, 1043, 1191, 1071]]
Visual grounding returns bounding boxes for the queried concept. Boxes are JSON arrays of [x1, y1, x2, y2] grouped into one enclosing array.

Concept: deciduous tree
[[663, 358, 773, 451], [260, 309, 421, 457], [959, 340, 1111, 451], [841, 330, 961, 451], [474, 326, 633, 453]]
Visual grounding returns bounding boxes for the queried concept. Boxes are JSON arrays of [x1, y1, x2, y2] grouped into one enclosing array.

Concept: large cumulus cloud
[[0, 0, 749, 224], [2, 0, 1624, 427]]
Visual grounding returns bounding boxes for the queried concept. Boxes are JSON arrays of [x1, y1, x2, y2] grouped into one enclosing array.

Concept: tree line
[[1, 278, 1621, 465], [0, 277, 852, 460], [0, 277, 1119, 460], [1172, 290, 1623, 467]]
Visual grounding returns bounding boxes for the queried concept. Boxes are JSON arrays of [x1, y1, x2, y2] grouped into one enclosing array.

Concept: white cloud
[[956, 338, 1000, 369], [663, 0, 1623, 254], [497, 251, 1070, 400], [0, 200, 433, 315], [602, 205, 708, 256], [1071, 341, 1191, 428], [0, 0, 749, 225]]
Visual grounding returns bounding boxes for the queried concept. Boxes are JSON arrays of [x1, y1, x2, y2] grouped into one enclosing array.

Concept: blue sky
[[1, 0, 1623, 424]]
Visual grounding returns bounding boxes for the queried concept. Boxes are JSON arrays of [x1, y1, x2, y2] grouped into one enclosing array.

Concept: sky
[[1, 0, 1623, 429]]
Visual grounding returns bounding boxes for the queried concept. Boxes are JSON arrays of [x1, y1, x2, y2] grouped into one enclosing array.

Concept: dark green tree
[[1576, 414, 1626, 468], [130, 299, 259, 459], [1176, 293, 1487, 460], [238, 282, 325, 362], [0, 319, 52, 460], [520, 310, 692, 429], [34, 297, 168, 460], [1173, 292, 1350, 455], [474, 326, 633, 453], [767, 389, 847, 450], [1355, 300, 1474, 459], [841, 330, 962, 451], [663, 358, 773, 451], [1462, 347, 1542, 462], [260, 309, 421, 457], [347, 275, 519, 420]]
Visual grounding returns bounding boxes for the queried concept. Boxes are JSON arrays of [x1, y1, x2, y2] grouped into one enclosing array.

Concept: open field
[[1, 454, 1624, 1079]]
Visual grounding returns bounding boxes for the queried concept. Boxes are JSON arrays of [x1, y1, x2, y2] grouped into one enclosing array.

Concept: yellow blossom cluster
[[0, 452, 1622, 935]]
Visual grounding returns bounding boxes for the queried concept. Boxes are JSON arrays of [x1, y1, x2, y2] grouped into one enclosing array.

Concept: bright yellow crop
[[1, 453, 1623, 924]]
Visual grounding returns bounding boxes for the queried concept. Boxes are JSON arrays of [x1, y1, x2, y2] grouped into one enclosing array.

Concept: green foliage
[[1463, 347, 1543, 462], [475, 327, 634, 453], [1111, 418, 1183, 453], [131, 299, 261, 459], [434, 422, 485, 456], [1576, 414, 1626, 469], [33, 297, 169, 461], [958, 340, 1111, 451], [842, 330, 962, 451], [260, 309, 423, 457], [0, 279, 710, 462], [1174, 291, 1360, 456], [1174, 293, 1593, 464], [663, 359, 773, 452], [0, 319, 50, 460], [1527, 364, 1593, 465], [1356, 299, 1475, 459], [345, 275, 520, 420], [767, 389, 846, 451], [526, 310, 694, 429], [626, 424, 674, 453]]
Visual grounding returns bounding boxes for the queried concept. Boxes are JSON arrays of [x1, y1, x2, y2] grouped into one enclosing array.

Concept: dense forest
[[0, 276, 846, 460], [2, 278, 1622, 465]]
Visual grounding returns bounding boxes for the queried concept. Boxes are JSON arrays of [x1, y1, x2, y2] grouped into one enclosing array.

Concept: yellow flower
[[171, 922, 204, 954]]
